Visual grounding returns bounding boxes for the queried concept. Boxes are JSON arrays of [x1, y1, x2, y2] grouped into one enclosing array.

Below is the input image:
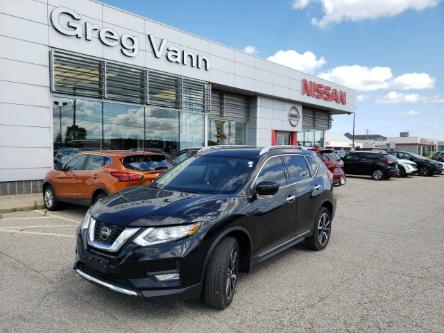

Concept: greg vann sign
[[50, 7, 210, 70], [301, 79, 346, 105]]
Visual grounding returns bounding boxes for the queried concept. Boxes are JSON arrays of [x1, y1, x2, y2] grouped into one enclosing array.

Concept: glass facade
[[208, 119, 246, 146], [53, 97, 205, 157], [299, 129, 325, 147]]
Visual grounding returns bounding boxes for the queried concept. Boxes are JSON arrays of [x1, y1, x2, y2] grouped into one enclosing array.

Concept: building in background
[[0, 0, 355, 194], [388, 135, 439, 156], [324, 132, 354, 155]]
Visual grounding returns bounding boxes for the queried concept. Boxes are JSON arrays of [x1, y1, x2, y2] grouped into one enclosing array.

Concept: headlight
[[81, 210, 93, 230], [133, 222, 201, 247]]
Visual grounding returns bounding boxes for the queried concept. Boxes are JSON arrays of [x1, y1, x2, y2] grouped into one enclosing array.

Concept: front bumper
[[74, 265, 201, 300], [74, 227, 205, 301]]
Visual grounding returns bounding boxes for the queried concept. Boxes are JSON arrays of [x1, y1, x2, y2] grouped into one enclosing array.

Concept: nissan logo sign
[[100, 226, 112, 241], [288, 106, 301, 128]]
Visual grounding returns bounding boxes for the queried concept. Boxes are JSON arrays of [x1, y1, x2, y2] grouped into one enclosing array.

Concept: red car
[[311, 148, 346, 186]]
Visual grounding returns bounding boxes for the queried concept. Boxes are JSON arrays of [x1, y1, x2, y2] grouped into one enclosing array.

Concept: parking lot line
[[0, 216, 57, 221], [0, 225, 78, 229], [45, 212, 82, 224], [0, 229, 75, 238]]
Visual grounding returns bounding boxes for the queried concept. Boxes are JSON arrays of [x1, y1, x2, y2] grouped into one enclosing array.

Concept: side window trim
[[304, 155, 319, 177], [252, 156, 288, 188]]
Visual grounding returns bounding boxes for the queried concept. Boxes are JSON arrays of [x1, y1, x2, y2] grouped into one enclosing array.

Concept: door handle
[[286, 194, 296, 203], [313, 184, 321, 191]]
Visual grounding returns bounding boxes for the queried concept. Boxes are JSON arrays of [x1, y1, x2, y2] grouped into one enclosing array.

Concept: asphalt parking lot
[[0, 175, 443, 332]]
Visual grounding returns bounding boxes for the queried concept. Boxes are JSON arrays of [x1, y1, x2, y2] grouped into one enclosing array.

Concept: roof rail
[[259, 145, 303, 155], [198, 145, 255, 154]]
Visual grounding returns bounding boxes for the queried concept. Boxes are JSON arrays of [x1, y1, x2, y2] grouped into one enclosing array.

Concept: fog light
[[154, 273, 180, 281]]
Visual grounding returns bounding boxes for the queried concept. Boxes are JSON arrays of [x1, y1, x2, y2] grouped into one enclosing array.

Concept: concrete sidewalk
[[0, 193, 44, 213]]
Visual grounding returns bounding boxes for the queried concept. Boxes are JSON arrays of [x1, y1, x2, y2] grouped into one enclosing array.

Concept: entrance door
[[272, 130, 297, 146]]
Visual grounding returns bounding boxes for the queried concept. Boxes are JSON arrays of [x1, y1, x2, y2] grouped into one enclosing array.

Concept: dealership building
[[0, 0, 356, 195]]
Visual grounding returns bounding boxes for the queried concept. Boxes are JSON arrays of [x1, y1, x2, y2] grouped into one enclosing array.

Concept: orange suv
[[42, 150, 169, 210]]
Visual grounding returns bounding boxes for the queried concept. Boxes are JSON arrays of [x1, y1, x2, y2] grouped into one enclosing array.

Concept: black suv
[[343, 151, 398, 180], [390, 151, 443, 176], [74, 146, 336, 309]]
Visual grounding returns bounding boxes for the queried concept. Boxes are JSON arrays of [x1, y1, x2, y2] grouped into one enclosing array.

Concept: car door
[[76, 154, 108, 201], [282, 154, 314, 235], [359, 153, 376, 175], [343, 153, 359, 174], [51, 154, 87, 199], [251, 156, 296, 255]]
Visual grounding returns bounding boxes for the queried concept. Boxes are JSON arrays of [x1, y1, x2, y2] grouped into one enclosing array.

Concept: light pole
[[54, 101, 68, 143], [352, 111, 356, 149]]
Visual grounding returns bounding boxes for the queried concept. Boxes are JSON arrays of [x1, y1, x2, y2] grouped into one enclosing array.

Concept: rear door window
[[85, 155, 110, 170], [305, 155, 318, 176], [122, 155, 169, 171], [256, 157, 287, 186], [66, 154, 87, 171], [283, 155, 311, 183]]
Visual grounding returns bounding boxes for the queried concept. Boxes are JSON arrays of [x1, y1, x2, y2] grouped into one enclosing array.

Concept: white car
[[396, 158, 418, 177]]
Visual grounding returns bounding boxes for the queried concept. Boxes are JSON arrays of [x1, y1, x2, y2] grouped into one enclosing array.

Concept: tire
[[419, 166, 431, 176], [43, 185, 60, 211], [371, 169, 384, 180], [92, 191, 107, 205], [203, 237, 239, 310], [305, 207, 332, 251], [399, 166, 407, 177]]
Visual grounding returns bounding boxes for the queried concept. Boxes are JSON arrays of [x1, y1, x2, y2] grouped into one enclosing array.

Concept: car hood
[[90, 186, 237, 227]]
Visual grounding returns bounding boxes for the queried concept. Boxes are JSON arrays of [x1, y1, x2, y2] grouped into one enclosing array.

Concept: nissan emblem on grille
[[100, 226, 112, 241]]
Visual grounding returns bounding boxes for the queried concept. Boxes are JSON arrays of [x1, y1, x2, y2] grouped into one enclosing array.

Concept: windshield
[[409, 153, 428, 160], [122, 155, 169, 171], [153, 155, 257, 194]]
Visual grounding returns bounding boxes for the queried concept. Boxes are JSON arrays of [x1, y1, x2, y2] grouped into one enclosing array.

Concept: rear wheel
[[43, 185, 60, 211], [203, 237, 239, 309], [371, 169, 384, 180], [92, 191, 107, 205], [305, 207, 332, 251]]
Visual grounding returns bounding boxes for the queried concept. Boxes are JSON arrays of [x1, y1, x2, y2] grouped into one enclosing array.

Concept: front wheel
[[43, 185, 60, 211], [305, 207, 332, 251], [419, 166, 431, 176], [371, 169, 384, 180], [203, 237, 239, 310]]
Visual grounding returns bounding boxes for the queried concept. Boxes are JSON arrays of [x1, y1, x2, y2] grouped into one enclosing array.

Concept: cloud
[[376, 91, 444, 104], [319, 65, 437, 92], [389, 73, 436, 90], [357, 94, 368, 101], [267, 50, 326, 74], [399, 110, 419, 117], [243, 45, 257, 55], [291, 0, 440, 28], [319, 65, 392, 91]]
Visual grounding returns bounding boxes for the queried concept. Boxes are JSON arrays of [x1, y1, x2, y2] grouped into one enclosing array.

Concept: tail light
[[381, 157, 394, 165], [110, 171, 144, 182]]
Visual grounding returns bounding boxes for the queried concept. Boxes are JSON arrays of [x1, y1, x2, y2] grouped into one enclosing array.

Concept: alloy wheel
[[372, 170, 383, 180], [317, 212, 331, 246], [225, 248, 238, 300], [44, 189, 54, 208]]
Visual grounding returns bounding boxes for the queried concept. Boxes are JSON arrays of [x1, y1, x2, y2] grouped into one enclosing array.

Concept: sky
[[101, 0, 444, 140]]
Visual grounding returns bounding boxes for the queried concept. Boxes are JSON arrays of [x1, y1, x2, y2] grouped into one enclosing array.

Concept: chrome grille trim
[[87, 218, 140, 252]]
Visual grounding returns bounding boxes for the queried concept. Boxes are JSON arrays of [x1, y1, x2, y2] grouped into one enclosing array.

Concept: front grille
[[94, 221, 124, 245]]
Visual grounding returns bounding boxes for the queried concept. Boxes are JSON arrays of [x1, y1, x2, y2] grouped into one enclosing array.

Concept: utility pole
[[352, 112, 356, 149]]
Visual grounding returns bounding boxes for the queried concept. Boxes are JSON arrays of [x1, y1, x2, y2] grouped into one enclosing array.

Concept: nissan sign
[[302, 79, 347, 105]]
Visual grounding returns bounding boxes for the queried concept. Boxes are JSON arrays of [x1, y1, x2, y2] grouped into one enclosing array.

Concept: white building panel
[[0, 36, 49, 66], [103, 5, 145, 33], [0, 103, 51, 128], [0, 13, 48, 44], [0, 82, 50, 107], [0, 58, 49, 87], [0, 125, 52, 148], [0, 0, 48, 25]]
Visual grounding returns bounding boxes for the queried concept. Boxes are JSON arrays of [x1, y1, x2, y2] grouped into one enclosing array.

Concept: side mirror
[[62, 163, 71, 171], [255, 181, 280, 196]]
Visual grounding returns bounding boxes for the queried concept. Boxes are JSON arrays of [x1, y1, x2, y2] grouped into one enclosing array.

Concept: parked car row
[[341, 150, 443, 180]]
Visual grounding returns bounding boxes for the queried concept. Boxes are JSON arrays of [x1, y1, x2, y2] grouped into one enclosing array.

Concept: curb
[[0, 204, 45, 214]]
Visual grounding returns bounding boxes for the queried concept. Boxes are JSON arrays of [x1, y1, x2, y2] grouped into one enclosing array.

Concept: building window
[[53, 97, 102, 151], [208, 119, 246, 146], [180, 112, 205, 149], [299, 129, 324, 147], [145, 108, 180, 155], [103, 102, 144, 150]]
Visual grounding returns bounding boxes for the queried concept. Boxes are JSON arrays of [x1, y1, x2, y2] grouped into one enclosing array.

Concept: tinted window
[[360, 153, 376, 159], [256, 157, 287, 186], [122, 155, 169, 171], [344, 154, 359, 161], [305, 156, 318, 176], [66, 154, 87, 171], [85, 155, 109, 170], [155, 155, 256, 194], [283, 155, 311, 183]]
